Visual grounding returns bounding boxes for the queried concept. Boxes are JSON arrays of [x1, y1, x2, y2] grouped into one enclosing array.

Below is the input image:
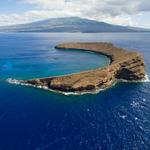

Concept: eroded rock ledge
[[20, 42, 145, 94]]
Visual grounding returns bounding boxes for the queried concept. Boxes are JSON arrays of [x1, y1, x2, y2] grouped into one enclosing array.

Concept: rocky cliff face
[[20, 42, 145, 94]]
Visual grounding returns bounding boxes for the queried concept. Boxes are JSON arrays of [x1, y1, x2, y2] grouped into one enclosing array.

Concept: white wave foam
[[6, 78, 47, 88], [131, 101, 140, 108], [120, 115, 127, 119], [6, 78, 102, 96], [6, 73, 149, 96], [6, 78, 20, 85], [143, 98, 146, 102], [118, 73, 150, 83], [118, 112, 127, 119], [6, 78, 34, 87], [142, 74, 150, 82], [6, 78, 115, 96]]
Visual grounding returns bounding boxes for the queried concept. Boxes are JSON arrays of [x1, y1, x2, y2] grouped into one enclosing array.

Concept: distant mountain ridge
[[0, 17, 149, 33]]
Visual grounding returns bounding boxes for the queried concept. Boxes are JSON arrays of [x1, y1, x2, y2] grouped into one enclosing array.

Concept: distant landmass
[[0, 17, 149, 33]]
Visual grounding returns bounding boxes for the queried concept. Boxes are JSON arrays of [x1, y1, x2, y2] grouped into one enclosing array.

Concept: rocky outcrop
[[20, 42, 145, 94]]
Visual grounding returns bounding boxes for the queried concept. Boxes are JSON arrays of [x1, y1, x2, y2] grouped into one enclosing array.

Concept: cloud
[[21, 0, 150, 16], [0, 0, 150, 27]]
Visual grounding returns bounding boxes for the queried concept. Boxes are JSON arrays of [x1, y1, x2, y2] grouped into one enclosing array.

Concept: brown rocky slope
[[20, 42, 145, 94]]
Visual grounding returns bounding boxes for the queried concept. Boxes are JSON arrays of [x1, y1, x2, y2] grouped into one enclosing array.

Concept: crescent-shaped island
[[17, 42, 145, 95]]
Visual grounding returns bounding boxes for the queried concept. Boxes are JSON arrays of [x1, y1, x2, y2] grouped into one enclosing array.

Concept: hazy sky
[[0, 0, 150, 28]]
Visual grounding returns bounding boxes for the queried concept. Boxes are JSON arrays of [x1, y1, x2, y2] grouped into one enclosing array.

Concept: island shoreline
[[8, 42, 146, 95]]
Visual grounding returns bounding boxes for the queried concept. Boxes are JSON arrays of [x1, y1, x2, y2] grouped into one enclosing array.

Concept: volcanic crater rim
[[14, 42, 146, 95]]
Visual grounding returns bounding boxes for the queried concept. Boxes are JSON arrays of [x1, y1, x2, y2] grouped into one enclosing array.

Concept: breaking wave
[[6, 73, 150, 96], [6, 78, 115, 96], [6, 78, 21, 85], [6, 78, 77, 96], [142, 74, 150, 82]]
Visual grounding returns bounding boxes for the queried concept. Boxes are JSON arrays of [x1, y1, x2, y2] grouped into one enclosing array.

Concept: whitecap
[[119, 114, 127, 119], [131, 101, 140, 108], [118, 112, 127, 119], [87, 108, 90, 112], [143, 98, 146, 102], [121, 115, 127, 119]]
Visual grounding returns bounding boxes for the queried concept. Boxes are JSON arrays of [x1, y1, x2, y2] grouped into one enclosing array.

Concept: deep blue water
[[0, 33, 150, 150]]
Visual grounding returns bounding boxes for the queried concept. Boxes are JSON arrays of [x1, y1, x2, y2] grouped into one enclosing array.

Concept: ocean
[[0, 32, 150, 150]]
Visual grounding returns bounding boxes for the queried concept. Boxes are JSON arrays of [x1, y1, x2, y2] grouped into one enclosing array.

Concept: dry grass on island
[[18, 42, 145, 95]]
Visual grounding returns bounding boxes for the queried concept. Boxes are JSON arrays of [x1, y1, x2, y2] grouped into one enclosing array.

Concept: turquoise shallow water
[[0, 33, 109, 80], [0, 33, 150, 150]]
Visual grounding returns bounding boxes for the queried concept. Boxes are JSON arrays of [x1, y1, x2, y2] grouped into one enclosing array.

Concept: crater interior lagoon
[[0, 33, 150, 150]]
